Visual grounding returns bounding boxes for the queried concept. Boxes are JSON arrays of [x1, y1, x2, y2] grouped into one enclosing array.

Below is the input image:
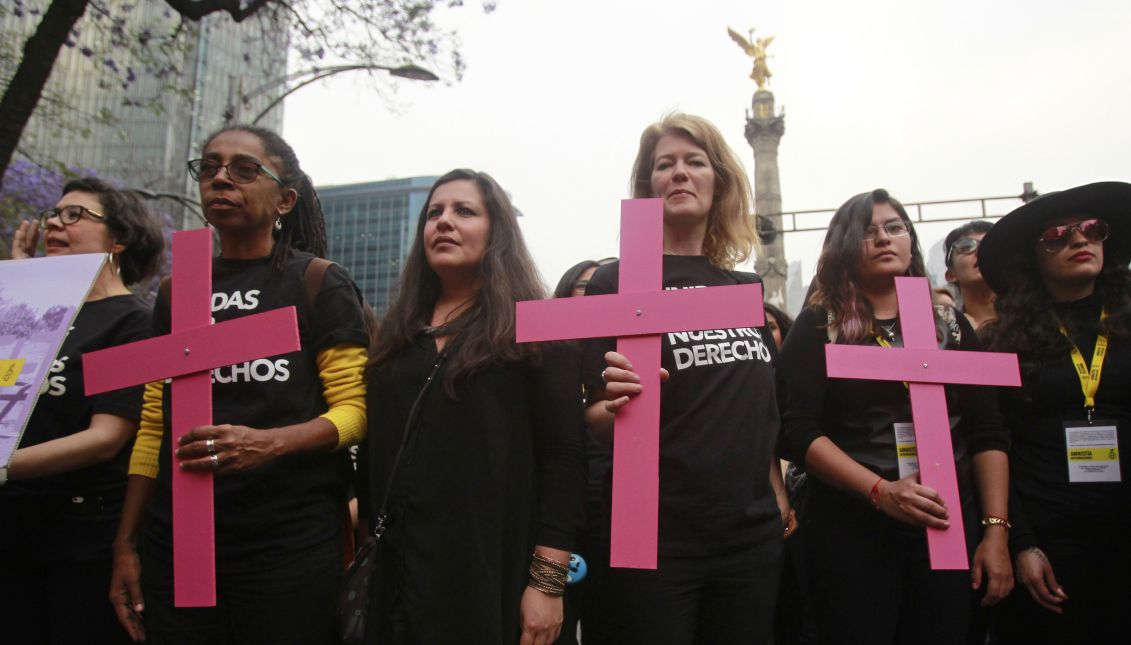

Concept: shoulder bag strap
[[372, 350, 448, 540]]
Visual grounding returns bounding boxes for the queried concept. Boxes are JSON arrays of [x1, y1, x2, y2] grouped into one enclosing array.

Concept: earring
[[274, 217, 283, 231], [108, 252, 120, 276]]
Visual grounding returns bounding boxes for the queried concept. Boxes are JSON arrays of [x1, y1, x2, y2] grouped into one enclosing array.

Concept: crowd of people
[[0, 112, 1126, 645]]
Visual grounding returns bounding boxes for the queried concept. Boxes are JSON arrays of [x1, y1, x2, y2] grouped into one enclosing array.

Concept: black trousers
[[0, 493, 129, 645], [602, 535, 784, 644], [141, 538, 343, 645], [803, 480, 975, 645], [996, 522, 1131, 645]]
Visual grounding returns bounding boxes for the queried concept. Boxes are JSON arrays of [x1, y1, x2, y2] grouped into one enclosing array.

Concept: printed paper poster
[[0, 254, 105, 466]]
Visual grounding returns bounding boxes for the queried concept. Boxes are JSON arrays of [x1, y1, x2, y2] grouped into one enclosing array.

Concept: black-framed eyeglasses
[[946, 237, 981, 264], [1039, 218, 1109, 253], [39, 205, 106, 228], [863, 219, 910, 242], [187, 158, 285, 186]]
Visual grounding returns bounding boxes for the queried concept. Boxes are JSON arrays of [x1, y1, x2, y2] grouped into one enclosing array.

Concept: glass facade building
[[319, 177, 437, 313]]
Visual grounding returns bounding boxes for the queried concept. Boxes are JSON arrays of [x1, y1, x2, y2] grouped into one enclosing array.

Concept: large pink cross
[[516, 198, 764, 569], [825, 276, 1020, 569], [83, 229, 300, 606]]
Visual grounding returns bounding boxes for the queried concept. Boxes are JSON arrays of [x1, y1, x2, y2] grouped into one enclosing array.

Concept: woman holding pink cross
[[584, 113, 789, 644], [777, 189, 1012, 644]]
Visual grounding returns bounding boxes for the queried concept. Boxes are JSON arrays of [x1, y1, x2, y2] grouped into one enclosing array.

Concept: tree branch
[[0, 0, 91, 190], [161, 0, 274, 23], [230, 0, 274, 22]]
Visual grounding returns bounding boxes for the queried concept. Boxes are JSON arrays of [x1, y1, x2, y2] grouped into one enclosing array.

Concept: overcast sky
[[283, 0, 1131, 294]]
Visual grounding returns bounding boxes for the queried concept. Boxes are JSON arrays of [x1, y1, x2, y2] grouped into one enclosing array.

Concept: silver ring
[[600, 368, 608, 383], [209, 453, 220, 469], [206, 438, 217, 455]]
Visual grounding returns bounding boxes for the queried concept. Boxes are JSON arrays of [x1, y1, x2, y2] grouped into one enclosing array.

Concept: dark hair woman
[[363, 169, 586, 643], [108, 126, 370, 643], [553, 259, 601, 299], [583, 113, 788, 644], [1, 178, 163, 643], [979, 182, 1131, 645], [764, 302, 794, 350], [777, 189, 1012, 644]]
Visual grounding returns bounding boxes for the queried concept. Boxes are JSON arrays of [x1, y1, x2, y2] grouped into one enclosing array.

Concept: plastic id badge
[[1065, 421, 1121, 483], [894, 422, 919, 478]]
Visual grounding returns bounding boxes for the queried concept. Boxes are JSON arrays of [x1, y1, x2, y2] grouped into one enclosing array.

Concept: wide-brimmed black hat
[[978, 181, 1131, 294]]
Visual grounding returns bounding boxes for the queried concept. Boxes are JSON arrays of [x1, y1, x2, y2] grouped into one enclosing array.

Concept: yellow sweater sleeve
[[317, 344, 368, 448], [126, 344, 366, 476], [128, 380, 165, 479]]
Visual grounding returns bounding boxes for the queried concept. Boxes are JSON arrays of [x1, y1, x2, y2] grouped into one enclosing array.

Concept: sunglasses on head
[[1038, 217, 1109, 253]]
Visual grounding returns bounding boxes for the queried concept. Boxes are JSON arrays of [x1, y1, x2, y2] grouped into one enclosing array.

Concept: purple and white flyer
[[0, 253, 105, 466]]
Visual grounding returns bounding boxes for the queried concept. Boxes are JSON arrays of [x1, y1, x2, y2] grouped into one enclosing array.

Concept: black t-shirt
[[143, 252, 369, 567], [581, 255, 782, 557], [1, 295, 150, 500]]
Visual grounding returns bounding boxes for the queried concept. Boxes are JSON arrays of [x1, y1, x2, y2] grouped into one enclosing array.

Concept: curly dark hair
[[982, 252, 1131, 382]]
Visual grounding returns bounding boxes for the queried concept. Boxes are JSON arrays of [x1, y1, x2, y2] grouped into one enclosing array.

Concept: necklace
[[421, 323, 449, 336], [878, 321, 898, 340]]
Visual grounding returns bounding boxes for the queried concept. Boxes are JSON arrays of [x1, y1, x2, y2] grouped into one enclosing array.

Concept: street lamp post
[[224, 63, 439, 126]]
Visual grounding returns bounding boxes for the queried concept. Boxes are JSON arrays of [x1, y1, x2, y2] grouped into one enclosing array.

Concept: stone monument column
[[746, 89, 787, 307]]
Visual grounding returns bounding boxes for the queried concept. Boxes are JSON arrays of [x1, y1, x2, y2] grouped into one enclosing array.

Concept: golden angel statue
[[728, 27, 774, 89]]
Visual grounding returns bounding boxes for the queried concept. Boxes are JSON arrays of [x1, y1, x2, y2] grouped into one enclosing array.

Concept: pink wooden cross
[[825, 276, 1020, 569], [83, 229, 301, 606], [515, 198, 764, 569]]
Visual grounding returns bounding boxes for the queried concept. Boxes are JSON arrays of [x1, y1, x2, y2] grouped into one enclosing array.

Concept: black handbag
[[335, 350, 448, 644]]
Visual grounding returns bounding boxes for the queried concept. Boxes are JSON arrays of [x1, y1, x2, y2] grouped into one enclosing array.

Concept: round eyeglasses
[[946, 237, 981, 264], [1038, 218, 1109, 253], [187, 158, 285, 186], [39, 205, 106, 228], [863, 219, 910, 242]]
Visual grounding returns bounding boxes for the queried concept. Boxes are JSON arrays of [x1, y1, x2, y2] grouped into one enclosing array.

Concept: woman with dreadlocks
[[109, 126, 369, 643]]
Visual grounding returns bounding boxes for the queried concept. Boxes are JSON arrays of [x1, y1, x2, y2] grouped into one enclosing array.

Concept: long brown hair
[[630, 113, 760, 269], [807, 189, 928, 342], [370, 169, 544, 392]]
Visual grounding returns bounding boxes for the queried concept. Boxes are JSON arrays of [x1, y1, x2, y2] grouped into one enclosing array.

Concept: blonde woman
[[583, 114, 789, 644]]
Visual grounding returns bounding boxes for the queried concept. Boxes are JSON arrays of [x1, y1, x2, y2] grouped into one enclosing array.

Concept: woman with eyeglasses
[[109, 126, 369, 643], [942, 220, 997, 330], [978, 182, 1131, 645], [1, 178, 163, 644], [777, 189, 1012, 644]]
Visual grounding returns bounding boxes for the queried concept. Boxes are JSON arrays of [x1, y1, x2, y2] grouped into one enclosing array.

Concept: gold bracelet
[[981, 516, 1011, 529], [528, 554, 568, 596]]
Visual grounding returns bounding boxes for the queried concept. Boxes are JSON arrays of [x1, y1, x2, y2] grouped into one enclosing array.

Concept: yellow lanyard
[[1058, 309, 1108, 422], [875, 335, 910, 390]]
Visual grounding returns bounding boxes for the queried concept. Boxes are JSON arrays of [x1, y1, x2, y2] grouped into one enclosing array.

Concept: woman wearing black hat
[[979, 181, 1131, 645]]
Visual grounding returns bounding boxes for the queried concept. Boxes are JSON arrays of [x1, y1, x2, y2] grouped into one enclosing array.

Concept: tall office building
[[1, 2, 287, 229], [318, 176, 438, 313]]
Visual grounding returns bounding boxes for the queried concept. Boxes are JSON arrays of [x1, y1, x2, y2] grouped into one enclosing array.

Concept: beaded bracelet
[[528, 553, 569, 596]]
